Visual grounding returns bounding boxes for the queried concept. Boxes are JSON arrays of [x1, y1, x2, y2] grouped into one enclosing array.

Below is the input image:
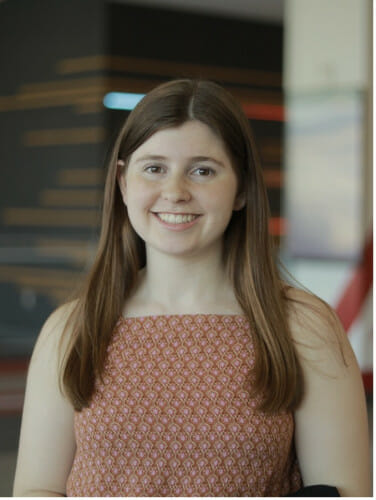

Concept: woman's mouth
[[151, 212, 202, 230], [157, 213, 199, 223]]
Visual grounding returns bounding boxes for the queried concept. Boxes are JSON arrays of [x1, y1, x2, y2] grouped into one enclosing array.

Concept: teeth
[[157, 213, 199, 224]]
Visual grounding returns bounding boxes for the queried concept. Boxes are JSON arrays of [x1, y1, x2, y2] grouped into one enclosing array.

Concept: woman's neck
[[126, 245, 241, 316]]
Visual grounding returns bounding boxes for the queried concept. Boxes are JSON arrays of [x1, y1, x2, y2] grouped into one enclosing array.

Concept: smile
[[156, 213, 200, 224], [151, 212, 202, 230]]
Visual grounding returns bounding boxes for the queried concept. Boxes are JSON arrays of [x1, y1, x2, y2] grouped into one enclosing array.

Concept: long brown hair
[[59, 79, 305, 413]]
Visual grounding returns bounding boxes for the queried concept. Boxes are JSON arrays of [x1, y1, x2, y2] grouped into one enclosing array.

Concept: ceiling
[[110, 0, 284, 24]]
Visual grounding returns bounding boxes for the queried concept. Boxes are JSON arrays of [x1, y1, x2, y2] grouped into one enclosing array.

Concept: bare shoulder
[[32, 299, 79, 366], [40, 299, 78, 336], [284, 286, 355, 376], [284, 285, 342, 343], [25, 298, 79, 405]]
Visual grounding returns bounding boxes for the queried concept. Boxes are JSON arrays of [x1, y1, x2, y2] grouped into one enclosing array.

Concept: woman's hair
[[59, 79, 305, 413]]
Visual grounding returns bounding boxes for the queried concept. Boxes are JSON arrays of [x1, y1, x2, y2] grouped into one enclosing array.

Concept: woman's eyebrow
[[135, 154, 225, 167], [135, 154, 167, 163], [190, 156, 225, 167]]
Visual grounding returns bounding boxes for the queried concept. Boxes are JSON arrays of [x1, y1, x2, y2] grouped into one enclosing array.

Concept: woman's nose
[[161, 176, 191, 203]]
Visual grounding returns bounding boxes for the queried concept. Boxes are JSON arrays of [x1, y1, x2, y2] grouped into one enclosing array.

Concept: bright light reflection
[[103, 92, 145, 110]]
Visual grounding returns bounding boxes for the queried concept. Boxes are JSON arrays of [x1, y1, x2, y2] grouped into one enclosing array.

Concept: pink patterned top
[[66, 314, 302, 496]]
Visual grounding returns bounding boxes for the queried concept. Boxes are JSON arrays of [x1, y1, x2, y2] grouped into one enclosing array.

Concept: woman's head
[[117, 120, 245, 260], [103, 79, 271, 277]]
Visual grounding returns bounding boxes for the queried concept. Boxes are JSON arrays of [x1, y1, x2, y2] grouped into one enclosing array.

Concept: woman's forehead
[[129, 121, 230, 162]]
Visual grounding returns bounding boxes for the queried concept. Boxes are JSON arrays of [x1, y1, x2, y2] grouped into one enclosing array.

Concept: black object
[[286, 484, 340, 496]]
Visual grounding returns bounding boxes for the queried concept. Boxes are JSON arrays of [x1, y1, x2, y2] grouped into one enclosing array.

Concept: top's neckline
[[119, 313, 248, 322]]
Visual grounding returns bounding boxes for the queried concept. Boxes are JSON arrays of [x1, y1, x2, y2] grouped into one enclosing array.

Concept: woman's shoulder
[[284, 285, 339, 336], [283, 286, 352, 374], [42, 299, 78, 335], [45, 299, 78, 326], [32, 300, 79, 359]]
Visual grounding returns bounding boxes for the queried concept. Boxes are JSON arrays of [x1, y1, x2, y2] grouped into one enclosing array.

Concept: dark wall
[[0, 0, 283, 358], [0, 0, 106, 355], [108, 3, 282, 71]]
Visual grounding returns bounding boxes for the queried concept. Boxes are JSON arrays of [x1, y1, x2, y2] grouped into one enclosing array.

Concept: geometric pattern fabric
[[66, 314, 302, 496]]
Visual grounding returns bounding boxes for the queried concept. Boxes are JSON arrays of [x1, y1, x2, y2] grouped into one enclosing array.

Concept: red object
[[242, 103, 285, 122], [269, 217, 286, 236], [362, 371, 373, 393], [335, 235, 373, 331], [334, 232, 373, 394], [0, 358, 29, 373]]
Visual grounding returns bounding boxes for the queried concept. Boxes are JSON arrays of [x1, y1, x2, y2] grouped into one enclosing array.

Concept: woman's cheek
[[208, 182, 237, 210], [128, 178, 156, 207]]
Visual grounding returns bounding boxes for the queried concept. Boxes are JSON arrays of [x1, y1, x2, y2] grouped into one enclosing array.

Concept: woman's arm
[[288, 289, 371, 497], [13, 303, 77, 497]]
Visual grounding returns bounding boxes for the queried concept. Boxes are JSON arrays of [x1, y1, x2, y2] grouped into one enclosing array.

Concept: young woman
[[13, 79, 371, 497]]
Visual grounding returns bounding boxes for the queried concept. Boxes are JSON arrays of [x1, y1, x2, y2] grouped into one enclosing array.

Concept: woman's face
[[117, 120, 244, 258]]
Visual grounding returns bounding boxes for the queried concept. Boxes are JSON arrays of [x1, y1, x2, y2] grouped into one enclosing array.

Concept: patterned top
[[66, 314, 302, 497]]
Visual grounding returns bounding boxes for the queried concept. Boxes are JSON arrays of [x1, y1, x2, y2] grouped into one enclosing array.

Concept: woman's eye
[[144, 165, 163, 174], [192, 167, 215, 177]]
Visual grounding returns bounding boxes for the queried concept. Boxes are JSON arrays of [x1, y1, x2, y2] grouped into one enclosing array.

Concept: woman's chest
[[69, 316, 298, 496], [76, 315, 294, 462]]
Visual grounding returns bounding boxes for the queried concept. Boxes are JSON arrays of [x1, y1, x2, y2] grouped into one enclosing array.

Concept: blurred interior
[[0, 0, 372, 495]]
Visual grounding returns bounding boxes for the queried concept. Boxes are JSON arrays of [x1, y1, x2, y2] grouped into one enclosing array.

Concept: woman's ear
[[233, 192, 246, 211], [117, 159, 127, 205]]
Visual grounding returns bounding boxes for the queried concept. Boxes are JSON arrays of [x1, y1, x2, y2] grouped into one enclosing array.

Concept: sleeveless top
[[66, 314, 302, 497]]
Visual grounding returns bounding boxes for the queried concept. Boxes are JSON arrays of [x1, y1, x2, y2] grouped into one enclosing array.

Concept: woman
[[13, 79, 371, 496]]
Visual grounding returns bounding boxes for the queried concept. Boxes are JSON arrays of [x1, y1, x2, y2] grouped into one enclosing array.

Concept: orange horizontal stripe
[[242, 102, 284, 122], [263, 169, 282, 188], [269, 217, 286, 236], [24, 127, 105, 146], [0, 359, 29, 373], [57, 55, 282, 88], [2, 207, 100, 227]]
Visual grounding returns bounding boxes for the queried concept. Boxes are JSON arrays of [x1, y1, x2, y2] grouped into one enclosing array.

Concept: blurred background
[[0, 0, 372, 495]]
